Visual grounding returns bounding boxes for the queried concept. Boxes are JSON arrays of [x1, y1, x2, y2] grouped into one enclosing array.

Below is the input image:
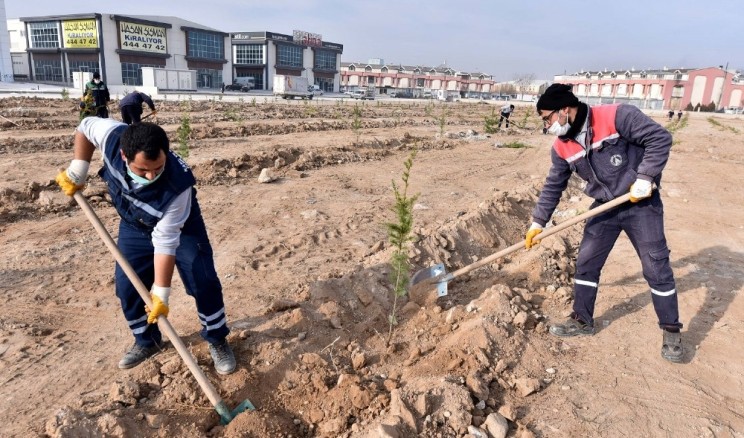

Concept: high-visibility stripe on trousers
[[115, 218, 230, 348], [571, 192, 682, 330]]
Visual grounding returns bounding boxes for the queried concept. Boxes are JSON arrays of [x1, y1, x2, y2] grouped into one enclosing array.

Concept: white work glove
[[146, 285, 171, 324], [525, 222, 543, 249], [629, 178, 653, 203]]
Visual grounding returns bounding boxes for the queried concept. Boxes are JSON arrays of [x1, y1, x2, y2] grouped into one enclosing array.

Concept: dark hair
[[120, 122, 170, 160], [510, 104, 515, 109], [92, 72, 100, 79]]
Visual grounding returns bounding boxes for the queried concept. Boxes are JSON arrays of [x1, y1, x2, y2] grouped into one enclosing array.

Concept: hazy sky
[[5, 0, 741, 81]]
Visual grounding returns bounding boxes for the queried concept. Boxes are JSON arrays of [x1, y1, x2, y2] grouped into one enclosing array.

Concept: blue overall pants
[[572, 191, 682, 330], [114, 217, 229, 347]]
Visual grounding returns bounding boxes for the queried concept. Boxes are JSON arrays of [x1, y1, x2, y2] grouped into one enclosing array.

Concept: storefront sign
[[119, 21, 167, 54], [62, 19, 98, 48], [293, 30, 322, 47]]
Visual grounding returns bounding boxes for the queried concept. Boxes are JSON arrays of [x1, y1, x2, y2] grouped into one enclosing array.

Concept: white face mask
[[547, 111, 571, 136], [125, 159, 163, 186]]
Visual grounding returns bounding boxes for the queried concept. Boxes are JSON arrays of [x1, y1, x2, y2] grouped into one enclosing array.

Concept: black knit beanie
[[536, 83, 580, 111]]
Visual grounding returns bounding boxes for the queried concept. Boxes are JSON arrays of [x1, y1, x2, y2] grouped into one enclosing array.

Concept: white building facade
[[10, 13, 230, 90], [229, 31, 343, 92]]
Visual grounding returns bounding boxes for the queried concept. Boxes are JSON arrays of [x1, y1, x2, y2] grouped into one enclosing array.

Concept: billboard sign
[[120, 21, 167, 54], [62, 19, 98, 48]]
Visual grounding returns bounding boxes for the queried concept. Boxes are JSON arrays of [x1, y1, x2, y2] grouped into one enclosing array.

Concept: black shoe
[[549, 317, 595, 337], [209, 340, 236, 375], [661, 330, 684, 363], [118, 342, 164, 369]]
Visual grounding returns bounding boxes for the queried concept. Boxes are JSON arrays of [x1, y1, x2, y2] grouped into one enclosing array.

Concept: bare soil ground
[[1, 95, 743, 438]]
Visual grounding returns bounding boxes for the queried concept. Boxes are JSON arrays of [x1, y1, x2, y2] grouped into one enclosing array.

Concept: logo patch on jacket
[[610, 154, 623, 166]]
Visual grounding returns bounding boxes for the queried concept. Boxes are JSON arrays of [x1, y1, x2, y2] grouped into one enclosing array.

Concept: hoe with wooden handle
[[72, 191, 255, 424], [409, 192, 633, 305]]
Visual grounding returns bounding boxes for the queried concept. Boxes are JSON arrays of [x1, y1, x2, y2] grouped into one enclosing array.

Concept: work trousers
[[115, 218, 229, 347], [498, 112, 511, 128], [120, 105, 143, 125], [572, 191, 682, 330]]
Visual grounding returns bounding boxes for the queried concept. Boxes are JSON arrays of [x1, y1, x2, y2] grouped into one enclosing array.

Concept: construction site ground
[[1, 95, 743, 437]]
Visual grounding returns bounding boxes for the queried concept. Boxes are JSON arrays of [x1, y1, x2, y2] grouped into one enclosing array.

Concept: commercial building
[[0, 0, 12, 82], [7, 14, 344, 92], [228, 30, 342, 92], [340, 60, 496, 98], [553, 66, 744, 111], [9, 13, 230, 90]]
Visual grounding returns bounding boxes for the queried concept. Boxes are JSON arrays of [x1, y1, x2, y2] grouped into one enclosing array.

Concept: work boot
[[118, 342, 164, 369], [661, 330, 684, 363], [549, 316, 595, 337], [209, 340, 236, 375]]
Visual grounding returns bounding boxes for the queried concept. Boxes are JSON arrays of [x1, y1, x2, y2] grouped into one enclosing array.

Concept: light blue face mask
[[125, 159, 163, 186]]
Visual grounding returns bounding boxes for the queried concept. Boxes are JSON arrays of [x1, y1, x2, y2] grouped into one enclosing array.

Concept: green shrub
[[176, 113, 191, 158]]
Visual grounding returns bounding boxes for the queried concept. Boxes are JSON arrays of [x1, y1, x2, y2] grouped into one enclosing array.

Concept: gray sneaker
[[661, 330, 684, 363], [209, 340, 236, 375], [549, 317, 595, 337], [118, 342, 163, 369]]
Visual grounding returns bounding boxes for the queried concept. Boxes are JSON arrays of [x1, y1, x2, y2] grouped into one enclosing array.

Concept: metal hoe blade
[[217, 399, 257, 425], [410, 263, 450, 297]]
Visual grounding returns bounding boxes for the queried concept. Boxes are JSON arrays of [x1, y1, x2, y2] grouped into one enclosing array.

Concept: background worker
[[55, 118, 237, 374], [526, 83, 684, 363], [84, 72, 110, 118], [498, 104, 515, 128], [119, 91, 157, 125]]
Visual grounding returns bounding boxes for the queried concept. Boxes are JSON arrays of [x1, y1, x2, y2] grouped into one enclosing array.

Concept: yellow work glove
[[55, 159, 89, 196], [146, 286, 171, 324], [629, 178, 653, 203], [525, 222, 543, 249]]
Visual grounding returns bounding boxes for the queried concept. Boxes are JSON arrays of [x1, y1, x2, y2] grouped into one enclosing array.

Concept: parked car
[[225, 82, 251, 92], [351, 90, 369, 100], [308, 85, 324, 96], [225, 77, 255, 92]]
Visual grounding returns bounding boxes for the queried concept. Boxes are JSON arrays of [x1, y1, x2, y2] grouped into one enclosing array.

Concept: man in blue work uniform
[[526, 83, 684, 363], [119, 91, 157, 125], [84, 72, 110, 118], [56, 118, 237, 374]]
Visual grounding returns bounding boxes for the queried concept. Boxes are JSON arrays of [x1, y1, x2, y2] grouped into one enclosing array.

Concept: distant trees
[[493, 83, 516, 96], [513, 73, 536, 95]]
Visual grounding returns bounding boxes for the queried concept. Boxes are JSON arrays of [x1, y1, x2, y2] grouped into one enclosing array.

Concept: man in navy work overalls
[[526, 83, 684, 363], [119, 91, 157, 125], [56, 118, 237, 374]]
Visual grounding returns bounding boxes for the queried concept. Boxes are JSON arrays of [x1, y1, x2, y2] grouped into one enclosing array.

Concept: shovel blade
[[409, 263, 449, 305]]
